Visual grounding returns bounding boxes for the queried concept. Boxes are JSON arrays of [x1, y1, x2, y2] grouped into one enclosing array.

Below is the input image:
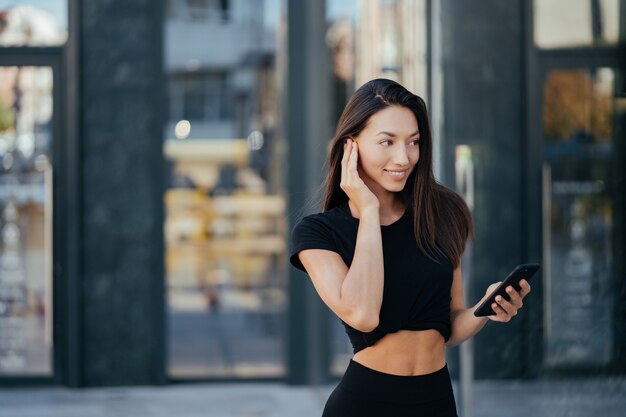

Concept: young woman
[[290, 79, 531, 417]]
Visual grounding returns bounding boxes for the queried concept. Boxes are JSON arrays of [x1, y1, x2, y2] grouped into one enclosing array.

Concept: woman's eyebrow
[[376, 130, 420, 137]]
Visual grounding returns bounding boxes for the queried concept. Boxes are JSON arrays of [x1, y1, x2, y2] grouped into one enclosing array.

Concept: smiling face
[[354, 105, 420, 198]]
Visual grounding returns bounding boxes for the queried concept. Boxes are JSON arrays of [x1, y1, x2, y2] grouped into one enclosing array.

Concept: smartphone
[[473, 263, 540, 317]]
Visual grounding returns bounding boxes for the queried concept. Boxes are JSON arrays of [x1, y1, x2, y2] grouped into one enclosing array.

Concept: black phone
[[473, 263, 540, 317]]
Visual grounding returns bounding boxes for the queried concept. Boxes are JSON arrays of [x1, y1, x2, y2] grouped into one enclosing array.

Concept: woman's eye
[[380, 139, 392, 146], [411, 139, 420, 145]]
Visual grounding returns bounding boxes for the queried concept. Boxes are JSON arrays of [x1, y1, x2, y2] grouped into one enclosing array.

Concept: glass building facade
[[0, 0, 66, 380], [163, 0, 287, 380], [0, 0, 623, 388]]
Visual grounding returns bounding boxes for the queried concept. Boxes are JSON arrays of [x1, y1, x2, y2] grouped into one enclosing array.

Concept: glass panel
[[164, 0, 286, 378], [0, 1, 67, 46], [534, 0, 621, 49], [325, 0, 429, 376], [542, 68, 615, 367], [326, 0, 429, 105], [0, 66, 53, 376]]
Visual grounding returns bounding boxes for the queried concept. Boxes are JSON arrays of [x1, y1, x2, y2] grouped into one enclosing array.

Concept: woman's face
[[353, 105, 420, 196]]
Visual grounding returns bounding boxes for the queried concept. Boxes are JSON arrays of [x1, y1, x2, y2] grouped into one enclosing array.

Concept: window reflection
[[542, 68, 616, 368], [534, 0, 621, 49], [164, 0, 286, 378], [0, 1, 67, 47], [543, 69, 614, 141], [0, 66, 53, 376]]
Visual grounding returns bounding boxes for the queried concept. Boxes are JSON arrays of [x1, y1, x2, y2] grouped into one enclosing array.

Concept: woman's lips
[[384, 169, 408, 179]]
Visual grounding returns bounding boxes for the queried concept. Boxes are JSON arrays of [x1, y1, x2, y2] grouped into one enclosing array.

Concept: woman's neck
[[361, 176, 405, 217], [378, 199, 405, 222], [347, 191, 404, 224]]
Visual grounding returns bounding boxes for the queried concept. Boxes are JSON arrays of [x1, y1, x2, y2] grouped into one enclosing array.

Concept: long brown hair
[[322, 78, 473, 267]]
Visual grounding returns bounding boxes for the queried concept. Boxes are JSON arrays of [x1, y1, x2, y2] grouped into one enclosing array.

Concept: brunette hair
[[322, 78, 473, 267]]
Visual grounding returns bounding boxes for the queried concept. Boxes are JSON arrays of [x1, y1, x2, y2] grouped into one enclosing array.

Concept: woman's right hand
[[340, 139, 379, 216]]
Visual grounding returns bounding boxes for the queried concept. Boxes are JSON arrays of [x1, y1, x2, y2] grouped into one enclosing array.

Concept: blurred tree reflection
[[543, 70, 613, 140]]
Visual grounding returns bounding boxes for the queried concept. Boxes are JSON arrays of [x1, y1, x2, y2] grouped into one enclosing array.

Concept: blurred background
[[0, 0, 624, 414]]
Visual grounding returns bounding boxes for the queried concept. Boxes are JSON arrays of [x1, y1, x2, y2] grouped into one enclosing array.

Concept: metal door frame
[[0, 49, 72, 386], [0, 0, 81, 385]]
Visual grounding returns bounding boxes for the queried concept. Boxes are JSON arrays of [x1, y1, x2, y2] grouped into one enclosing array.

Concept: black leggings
[[322, 359, 458, 417]]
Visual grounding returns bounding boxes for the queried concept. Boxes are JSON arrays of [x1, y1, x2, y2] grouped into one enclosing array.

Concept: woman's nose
[[393, 146, 410, 166]]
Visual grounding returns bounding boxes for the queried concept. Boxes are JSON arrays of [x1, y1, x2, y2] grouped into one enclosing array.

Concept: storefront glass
[[541, 67, 617, 368], [534, 0, 620, 49], [325, 0, 429, 376], [0, 1, 67, 47], [164, 0, 287, 378], [0, 65, 53, 376]]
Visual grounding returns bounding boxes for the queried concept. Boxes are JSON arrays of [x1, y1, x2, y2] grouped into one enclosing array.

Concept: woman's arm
[[446, 266, 531, 347], [299, 207, 384, 332], [298, 139, 385, 332]]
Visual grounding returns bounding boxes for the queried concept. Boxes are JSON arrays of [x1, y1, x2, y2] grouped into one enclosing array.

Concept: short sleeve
[[290, 216, 340, 273]]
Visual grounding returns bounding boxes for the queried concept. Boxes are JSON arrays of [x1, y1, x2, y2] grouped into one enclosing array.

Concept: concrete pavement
[[2, 377, 626, 417]]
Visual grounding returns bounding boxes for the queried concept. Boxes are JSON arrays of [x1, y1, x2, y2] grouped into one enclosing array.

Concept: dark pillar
[[79, 0, 165, 386], [286, 0, 333, 385], [440, 0, 528, 378]]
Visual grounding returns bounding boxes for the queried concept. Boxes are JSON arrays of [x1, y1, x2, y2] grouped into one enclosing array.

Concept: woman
[[290, 79, 531, 416]]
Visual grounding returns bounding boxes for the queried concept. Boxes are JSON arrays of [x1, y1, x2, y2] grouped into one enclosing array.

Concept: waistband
[[338, 359, 454, 405]]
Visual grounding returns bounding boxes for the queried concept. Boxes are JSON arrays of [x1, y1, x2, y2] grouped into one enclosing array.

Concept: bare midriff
[[352, 329, 446, 376]]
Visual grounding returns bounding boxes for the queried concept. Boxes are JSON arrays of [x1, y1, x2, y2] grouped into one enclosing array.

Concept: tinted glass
[[164, 0, 287, 378], [0, 65, 54, 376], [0, 1, 67, 46], [542, 68, 617, 367], [534, 0, 620, 49]]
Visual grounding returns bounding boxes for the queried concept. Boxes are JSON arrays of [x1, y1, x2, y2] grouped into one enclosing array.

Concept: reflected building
[[0, 0, 64, 380], [163, 0, 287, 379], [354, 0, 428, 97]]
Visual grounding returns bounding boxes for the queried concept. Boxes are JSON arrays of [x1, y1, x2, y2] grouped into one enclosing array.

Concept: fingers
[[494, 294, 518, 317], [348, 140, 359, 176], [519, 279, 532, 297], [490, 302, 509, 321], [341, 139, 358, 175], [504, 286, 523, 310], [489, 297, 516, 322], [341, 139, 359, 185], [503, 279, 531, 308], [491, 284, 529, 322], [341, 139, 350, 185], [487, 279, 532, 323]]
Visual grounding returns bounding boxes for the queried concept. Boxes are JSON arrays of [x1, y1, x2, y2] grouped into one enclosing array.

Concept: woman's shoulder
[[290, 201, 354, 270], [294, 201, 351, 228]]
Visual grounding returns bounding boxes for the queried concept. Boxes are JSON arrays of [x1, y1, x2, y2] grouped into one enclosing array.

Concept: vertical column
[[60, 0, 81, 388], [286, 0, 332, 384], [440, 0, 527, 378], [79, 0, 165, 385]]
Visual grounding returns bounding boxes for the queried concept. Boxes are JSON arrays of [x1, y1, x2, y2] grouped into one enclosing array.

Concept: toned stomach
[[352, 329, 446, 376]]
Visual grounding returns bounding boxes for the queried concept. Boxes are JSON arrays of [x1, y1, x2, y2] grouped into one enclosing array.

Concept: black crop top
[[290, 201, 453, 353]]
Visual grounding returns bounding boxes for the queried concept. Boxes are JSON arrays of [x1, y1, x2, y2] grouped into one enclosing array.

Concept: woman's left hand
[[483, 280, 532, 322]]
